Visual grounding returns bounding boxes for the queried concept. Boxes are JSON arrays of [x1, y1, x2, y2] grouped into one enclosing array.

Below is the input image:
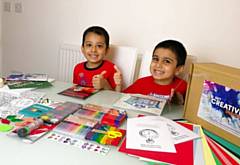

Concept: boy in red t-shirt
[[124, 40, 187, 104], [73, 26, 122, 92]]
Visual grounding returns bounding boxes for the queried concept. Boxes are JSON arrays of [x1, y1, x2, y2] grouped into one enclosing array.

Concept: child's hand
[[113, 65, 122, 86], [92, 71, 107, 90], [113, 65, 122, 92], [169, 88, 184, 105]]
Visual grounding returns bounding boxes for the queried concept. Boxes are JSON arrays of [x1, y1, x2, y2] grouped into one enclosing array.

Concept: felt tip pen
[[172, 118, 186, 121], [17, 118, 44, 137]]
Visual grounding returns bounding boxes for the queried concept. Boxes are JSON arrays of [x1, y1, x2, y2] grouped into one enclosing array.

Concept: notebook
[[113, 94, 166, 115], [58, 86, 99, 100]]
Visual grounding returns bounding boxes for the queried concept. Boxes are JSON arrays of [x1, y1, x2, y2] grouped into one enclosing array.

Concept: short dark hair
[[82, 26, 110, 48], [153, 40, 187, 66]]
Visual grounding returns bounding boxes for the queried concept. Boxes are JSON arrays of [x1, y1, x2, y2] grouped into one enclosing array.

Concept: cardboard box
[[184, 63, 240, 147]]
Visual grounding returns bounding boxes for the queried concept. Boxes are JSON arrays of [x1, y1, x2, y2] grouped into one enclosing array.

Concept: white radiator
[[58, 43, 85, 82]]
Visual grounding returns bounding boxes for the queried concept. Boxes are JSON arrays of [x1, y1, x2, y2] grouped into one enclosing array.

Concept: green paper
[[211, 150, 222, 165], [6, 115, 23, 122], [145, 161, 171, 165], [6, 115, 16, 120], [0, 124, 14, 132], [8, 81, 52, 89]]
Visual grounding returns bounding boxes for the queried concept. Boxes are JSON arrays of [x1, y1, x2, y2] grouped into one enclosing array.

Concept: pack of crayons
[[85, 123, 126, 146], [74, 107, 105, 121], [75, 104, 127, 127], [101, 108, 127, 127], [51, 103, 127, 146], [53, 115, 97, 139], [41, 102, 82, 124]]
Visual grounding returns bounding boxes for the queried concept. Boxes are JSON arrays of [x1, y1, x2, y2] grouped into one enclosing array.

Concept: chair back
[[106, 45, 138, 89]]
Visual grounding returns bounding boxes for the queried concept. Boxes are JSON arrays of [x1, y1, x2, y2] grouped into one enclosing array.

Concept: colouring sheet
[[126, 117, 176, 153], [139, 116, 200, 144], [0, 90, 45, 118]]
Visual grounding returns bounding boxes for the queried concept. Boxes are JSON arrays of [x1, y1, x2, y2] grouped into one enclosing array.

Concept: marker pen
[[0, 78, 4, 88], [17, 118, 44, 137]]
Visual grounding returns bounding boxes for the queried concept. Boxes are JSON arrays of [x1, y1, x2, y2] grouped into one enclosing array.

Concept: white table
[[0, 81, 183, 165]]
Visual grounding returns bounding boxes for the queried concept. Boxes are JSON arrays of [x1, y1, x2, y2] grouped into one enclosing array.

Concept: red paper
[[206, 136, 239, 165]]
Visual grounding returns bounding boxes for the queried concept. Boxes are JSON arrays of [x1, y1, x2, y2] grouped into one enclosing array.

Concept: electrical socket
[[3, 2, 11, 12], [15, 2, 22, 13]]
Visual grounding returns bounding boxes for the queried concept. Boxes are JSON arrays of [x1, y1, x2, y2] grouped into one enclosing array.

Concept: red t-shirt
[[73, 60, 117, 88], [123, 76, 187, 99]]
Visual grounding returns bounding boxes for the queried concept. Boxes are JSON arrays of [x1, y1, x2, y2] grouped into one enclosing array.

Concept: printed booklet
[[7, 72, 48, 81], [113, 94, 167, 115]]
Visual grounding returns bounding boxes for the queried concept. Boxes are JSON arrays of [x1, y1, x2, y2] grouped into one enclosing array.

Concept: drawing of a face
[[139, 129, 159, 144], [167, 124, 179, 136]]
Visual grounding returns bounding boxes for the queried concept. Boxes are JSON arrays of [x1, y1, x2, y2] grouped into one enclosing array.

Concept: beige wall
[[2, 0, 240, 79]]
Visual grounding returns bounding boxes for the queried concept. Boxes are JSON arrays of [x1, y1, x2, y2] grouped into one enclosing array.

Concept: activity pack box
[[183, 63, 240, 147]]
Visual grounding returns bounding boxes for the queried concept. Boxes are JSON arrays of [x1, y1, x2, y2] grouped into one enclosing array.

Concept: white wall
[[0, 1, 2, 75], [2, 0, 240, 79]]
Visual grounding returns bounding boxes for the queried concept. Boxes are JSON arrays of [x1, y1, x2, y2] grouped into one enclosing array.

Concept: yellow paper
[[181, 122, 216, 165], [199, 126, 216, 165]]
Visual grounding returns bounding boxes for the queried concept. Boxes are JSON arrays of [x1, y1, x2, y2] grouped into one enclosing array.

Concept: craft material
[[85, 123, 126, 146], [0, 78, 4, 88], [0, 124, 14, 132], [17, 118, 44, 137]]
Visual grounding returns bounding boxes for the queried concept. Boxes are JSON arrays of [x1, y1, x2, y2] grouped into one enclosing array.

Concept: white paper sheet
[[139, 116, 200, 144], [126, 117, 176, 153], [0, 90, 45, 118]]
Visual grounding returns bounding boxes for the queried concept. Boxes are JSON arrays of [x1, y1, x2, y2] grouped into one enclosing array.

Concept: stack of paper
[[119, 116, 200, 165], [119, 117, 240, 165], [6, 72, 48, 81], [5, 71, 53, 89], [119, 123, 196, 164]]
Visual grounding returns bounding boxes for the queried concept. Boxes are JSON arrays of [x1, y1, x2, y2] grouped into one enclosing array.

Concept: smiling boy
[[124, 40, 187, 104], [73, 26, 122, 92]]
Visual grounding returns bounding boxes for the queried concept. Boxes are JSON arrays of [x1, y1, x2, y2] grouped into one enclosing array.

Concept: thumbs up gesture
[[92, 71, 107, 90], [169, 88, 184, 105], [113, 65, 122, 92]]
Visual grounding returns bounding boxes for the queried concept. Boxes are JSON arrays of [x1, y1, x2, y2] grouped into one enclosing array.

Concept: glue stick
[[0, 78, 4, 88], [17, 118, 44, 137]]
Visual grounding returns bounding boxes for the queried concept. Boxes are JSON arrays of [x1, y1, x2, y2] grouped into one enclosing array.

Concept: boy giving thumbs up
[[73, 26, 122, 92]]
